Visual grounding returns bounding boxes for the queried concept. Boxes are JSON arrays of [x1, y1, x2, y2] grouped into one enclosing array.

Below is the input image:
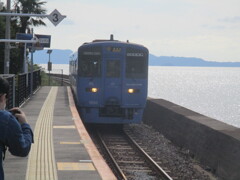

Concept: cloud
[[34, 0, 240, 62], [201, 24, 226, 30], [61, 19, 74, 25], [220, 16, 240, 23]]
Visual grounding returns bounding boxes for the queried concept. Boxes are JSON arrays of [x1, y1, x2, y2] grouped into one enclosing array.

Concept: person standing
[[0, 76, 33, 180]]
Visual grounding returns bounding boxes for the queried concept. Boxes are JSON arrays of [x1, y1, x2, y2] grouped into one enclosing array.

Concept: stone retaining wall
[[143, 98, 240, 180]]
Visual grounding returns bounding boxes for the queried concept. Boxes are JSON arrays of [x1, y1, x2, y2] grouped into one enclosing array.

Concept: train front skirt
[[79, 107, 144, 124]]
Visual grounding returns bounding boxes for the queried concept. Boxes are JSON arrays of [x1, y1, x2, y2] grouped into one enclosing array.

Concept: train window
[[106, 60, 120, 78], [78, 47, 101, 77], [126, 49, 148, 78], [79, 59, 101, 77]]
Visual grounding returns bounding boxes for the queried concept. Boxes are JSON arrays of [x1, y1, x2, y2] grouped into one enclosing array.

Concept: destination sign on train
[[83, 52, 101, 55], [106, 47, 122, 52], [126, 52, 144, 57]]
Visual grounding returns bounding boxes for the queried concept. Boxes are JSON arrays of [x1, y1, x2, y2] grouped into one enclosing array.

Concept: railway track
[[94, 127, 173, 180], [49, 74, 70, 86], [52, 76, 70, 85]]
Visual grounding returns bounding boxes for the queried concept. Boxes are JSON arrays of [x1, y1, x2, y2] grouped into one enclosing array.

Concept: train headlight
[[128, 89, 134, 93], [128, 89, 139, 94], [91, 88, 98, 93], [86, 88, 98, 93]]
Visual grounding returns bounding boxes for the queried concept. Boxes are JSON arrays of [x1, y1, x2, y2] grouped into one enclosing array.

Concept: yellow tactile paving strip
[[57, 162, 95, 171], [59, 141, 81, 145], [53, 125, 76, 129], [26, 87, 58, 180]]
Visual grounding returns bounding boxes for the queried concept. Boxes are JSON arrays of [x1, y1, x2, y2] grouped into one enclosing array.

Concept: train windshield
[[78, 47, 101, 77], [106, 60, 120, 78], [126, 48, 148, 79]]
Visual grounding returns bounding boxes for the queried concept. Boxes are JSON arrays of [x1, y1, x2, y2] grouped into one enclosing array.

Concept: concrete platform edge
[[67, 87, 117, 180]]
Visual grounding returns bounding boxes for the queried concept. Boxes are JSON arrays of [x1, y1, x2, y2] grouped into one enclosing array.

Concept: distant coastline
[[149, 54, 240, 67], [33, 49, 240, 67]]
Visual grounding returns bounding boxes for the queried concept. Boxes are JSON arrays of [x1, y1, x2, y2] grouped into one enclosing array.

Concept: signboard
[[16, 33, 33, 40], [16, 33, 34, 47], [35, 34, 51, 48], [16, 33, 51, 49], [47, 9, 66, 26]]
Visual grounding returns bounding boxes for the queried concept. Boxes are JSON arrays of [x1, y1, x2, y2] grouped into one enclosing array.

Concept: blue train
[[69, 35, 148, 124]]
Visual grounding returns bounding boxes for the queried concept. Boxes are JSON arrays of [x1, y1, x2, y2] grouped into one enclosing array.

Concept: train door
[[102, 57, 123, 110]]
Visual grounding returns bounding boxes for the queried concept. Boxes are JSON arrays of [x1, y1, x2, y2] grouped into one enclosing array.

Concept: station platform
[[4, 86, 116, 180]]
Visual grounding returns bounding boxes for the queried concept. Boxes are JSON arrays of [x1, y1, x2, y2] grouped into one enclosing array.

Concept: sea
[[148, 66, 240, 128], [39, 64, 240, 128]]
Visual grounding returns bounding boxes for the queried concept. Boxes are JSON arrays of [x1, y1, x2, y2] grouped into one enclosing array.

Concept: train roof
[[81, 34, 147, 49]]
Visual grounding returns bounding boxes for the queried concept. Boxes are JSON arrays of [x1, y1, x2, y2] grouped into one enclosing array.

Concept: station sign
[[35, 34, 51, 48], [16, 33, 51, 49], [16, 33, 33, 40], [16, 33, 33, 47]]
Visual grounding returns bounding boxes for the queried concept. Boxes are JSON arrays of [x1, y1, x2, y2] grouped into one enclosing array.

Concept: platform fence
[[0, 69, 41, 109]]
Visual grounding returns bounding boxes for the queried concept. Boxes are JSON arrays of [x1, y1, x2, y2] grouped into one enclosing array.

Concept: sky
[[23, 0, 240, 62]]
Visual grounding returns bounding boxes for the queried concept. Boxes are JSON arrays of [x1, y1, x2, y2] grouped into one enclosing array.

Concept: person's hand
[[9, 107, 28, 124]]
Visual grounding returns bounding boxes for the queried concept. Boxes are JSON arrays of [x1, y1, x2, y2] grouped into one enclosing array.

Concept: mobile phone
[[9, 109, 21, 116]]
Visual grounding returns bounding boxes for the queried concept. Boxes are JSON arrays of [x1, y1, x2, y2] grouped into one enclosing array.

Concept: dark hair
[[0, 76, 9, 97]]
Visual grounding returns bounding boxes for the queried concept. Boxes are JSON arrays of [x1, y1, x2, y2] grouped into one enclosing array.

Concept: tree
[[14, 0, 47, 33], [12, 0, 47, 73], [0, 0, 47, 74]]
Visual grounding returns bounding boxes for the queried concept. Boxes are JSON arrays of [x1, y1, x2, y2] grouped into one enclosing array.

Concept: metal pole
[[13, 75, 15, 107], [0, 12, 48, 17], [30, 49, 33, 96], [61, 69, 63, 86], [47, 49, 52, 86], [24, 43, 28, 88], [23, 43, 27, 73], [48, 53, 50, 85], [0, 39, 38, 43], [30, 28, 34, 97], [4, 0, 10, 74]]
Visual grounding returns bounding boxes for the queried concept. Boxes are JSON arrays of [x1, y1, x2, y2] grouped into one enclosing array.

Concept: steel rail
[[124, 130, 173, 180], [51, 76, 70, 85], [97, 131, 127, 180]]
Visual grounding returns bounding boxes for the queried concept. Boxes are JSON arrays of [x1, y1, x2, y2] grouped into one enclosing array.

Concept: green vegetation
[[0, 0, 47, 74], [40, 71, 61, 86]]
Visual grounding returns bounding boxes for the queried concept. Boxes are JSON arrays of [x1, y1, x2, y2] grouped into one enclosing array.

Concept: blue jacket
[[0, 110, 33, 180]]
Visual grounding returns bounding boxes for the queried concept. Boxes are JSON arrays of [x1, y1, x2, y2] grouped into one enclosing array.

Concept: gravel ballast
[[125, 123, 217, 180]]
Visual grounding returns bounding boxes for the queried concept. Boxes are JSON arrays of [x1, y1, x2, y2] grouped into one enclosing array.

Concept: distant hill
[[149, 54, 240, 67], [32, 49, 240, 67]]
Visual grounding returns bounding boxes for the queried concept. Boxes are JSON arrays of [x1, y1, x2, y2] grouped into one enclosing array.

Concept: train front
[[76, 41, 149, 124]]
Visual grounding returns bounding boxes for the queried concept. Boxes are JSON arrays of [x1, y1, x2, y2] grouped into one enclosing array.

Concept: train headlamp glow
[[91, 88, 98, 93], [128, 88, 139, 94], [86, 88, 98, 93], [128, 89, 135, 93]]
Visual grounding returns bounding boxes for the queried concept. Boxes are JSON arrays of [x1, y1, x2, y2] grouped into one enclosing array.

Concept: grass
[[41, 71, 61, 86]]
